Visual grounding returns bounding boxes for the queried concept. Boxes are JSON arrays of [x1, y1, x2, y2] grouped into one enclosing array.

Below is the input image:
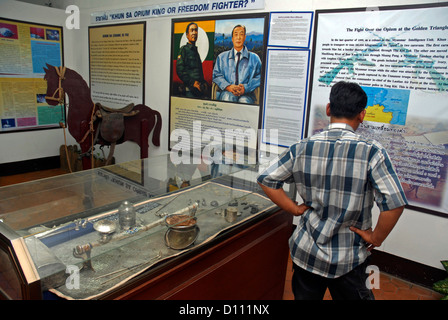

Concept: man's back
[[258, 122, 406, 277], [257, 81, 407, 299]]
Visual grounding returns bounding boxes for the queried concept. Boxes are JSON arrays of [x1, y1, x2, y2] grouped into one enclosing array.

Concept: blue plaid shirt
[[257, 123, 407, 278]]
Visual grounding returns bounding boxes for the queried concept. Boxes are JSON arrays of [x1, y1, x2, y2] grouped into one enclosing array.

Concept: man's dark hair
[[185, 22, 198, 34], [329, 81, 367, 119], [232, 24, 246, 36]]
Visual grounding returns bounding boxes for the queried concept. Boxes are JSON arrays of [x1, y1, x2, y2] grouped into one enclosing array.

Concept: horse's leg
[[80, 120, 92, 170], [79, 143, 94, 209], [106, 142, 116, 165], [76, 120, 95, 208], [140, 118, 149, 159], [152, 110, 162, 147]]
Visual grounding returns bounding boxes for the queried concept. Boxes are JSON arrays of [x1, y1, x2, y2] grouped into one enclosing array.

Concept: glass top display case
[[0, 151, 287, 300]]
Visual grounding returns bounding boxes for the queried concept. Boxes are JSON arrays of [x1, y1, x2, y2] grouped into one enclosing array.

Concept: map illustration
[[361, 86, 410, 125]]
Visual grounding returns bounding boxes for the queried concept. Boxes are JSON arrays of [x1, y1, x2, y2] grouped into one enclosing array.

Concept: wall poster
[[169, 13, 269, 162], [268, 11, 313, 48], [262, 48, 310, 147], [261, 11, 313, 148], [89, 22, 146, 109], [307, 3, 448, 216], [0, 18, 64, 133]]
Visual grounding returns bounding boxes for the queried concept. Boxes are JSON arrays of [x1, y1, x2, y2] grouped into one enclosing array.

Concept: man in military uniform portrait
[[176, 22, 209, 98]]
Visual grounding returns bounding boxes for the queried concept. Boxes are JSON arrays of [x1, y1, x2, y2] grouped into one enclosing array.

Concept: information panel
[[262, 49, 309, 147], [308, 4, 448, 216], [268, 11, 313, 48], [169, 13, 269, 157], [0, 18, 64, 133], [89, 22, 146, 109]]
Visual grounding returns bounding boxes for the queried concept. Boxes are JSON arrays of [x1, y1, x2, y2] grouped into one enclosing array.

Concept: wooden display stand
[[103, 209, 293, 300]]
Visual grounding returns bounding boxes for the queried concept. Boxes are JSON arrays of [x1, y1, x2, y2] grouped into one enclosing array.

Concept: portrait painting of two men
[[171, 15, 268, 105]]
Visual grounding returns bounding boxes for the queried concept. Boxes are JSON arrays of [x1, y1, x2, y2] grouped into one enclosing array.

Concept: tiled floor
[[282, 255, 444, 300], [1, 168, 445, 301]]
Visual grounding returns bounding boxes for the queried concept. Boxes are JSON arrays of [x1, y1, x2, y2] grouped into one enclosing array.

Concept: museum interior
[[0, 0, 447, 304]]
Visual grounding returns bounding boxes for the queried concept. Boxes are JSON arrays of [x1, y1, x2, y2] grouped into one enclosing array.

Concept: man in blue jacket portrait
[[212, 24, 261, 104]]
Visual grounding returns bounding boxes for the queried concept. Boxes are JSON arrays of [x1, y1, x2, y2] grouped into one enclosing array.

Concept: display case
[[0, 152, 294, 300]]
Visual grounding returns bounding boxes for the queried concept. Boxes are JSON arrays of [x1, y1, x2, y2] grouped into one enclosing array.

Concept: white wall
[[3, 0, 448, 271]]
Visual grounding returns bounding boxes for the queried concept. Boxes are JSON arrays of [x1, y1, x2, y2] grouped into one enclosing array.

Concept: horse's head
[[43, 64, 95, 144], [43, 64, 64, 106]]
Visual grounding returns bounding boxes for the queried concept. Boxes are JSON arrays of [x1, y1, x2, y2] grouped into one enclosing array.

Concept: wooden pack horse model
[[44, 64, 162, 170]]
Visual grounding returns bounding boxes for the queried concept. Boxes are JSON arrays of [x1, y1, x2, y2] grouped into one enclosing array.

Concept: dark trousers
[[291, 260, 375, 300]]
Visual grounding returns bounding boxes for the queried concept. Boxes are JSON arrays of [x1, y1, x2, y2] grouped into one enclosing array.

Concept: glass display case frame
[[0, 150, 294, 300]]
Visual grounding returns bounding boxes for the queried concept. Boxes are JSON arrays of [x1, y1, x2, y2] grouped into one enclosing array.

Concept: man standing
[[257, 81, 407, 300], [213, 24, 261, 104], [176, 22, 208, 98]]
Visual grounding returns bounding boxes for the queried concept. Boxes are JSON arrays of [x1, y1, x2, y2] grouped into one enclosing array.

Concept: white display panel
[[308, 4, 448, 216]]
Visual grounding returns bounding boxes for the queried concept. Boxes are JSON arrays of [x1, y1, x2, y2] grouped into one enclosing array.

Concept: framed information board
[[307, 3, 448, 216], [89, 22, 146, 109], [169, 13, 269, 156], [0, 18, 64, 133]]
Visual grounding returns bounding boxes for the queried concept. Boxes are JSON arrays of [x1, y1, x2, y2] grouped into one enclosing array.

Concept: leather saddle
[[95, 102, 139, 143]]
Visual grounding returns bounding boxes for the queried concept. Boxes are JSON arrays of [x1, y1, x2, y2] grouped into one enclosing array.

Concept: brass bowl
[[164, 225, 200, 250], [164, 214, 199, 249]]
